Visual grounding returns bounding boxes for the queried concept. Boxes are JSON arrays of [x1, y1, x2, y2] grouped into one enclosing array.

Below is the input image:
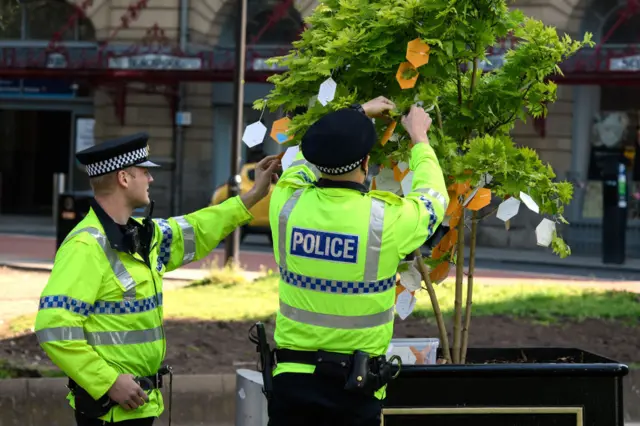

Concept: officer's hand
[[362, 96, 396, 117], [107, 374, 149, 411], [252, 154, 281, 198], [401, 104, 432, 146]]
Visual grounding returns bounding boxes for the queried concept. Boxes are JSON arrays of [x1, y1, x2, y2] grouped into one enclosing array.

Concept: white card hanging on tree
[[519, 191, 540, 214], [399, 259, 422, 292], [242, 121, 267, 148], [281, 146, 300, 171], [374, 167, 402, 195], [318, 77, 337, 106], [535, 218, 556, 247], [496, 197, 521, 222], [396, 289, 417, 320]]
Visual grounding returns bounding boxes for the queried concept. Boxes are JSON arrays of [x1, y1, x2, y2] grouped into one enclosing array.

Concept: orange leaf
[[446, 195, 461, 216], [270, 117, 293, 144], [380, 121, 397, 146], [396, 62, 419, 89], [429, 261, 451, 284], [406, 38, 431, 68], [465, 188, 492, 211], [435, 228, 458, 254], [449, 208, 462, 228]]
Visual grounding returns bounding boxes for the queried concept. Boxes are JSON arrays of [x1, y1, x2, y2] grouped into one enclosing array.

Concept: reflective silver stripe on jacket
[[36, 326, 85, 343], [414, 187, 448, 211], [173, 216, 196, 264], [363, 198, 385, 282], [86, 326, 164, 346], [279, 300, 394, 329], [64, 227, 136, 299], [278, 189, 304, 268], [36, 326, 164, 346]]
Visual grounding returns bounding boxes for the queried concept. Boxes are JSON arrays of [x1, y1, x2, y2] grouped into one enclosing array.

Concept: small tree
[[254, 0, 594, 364]]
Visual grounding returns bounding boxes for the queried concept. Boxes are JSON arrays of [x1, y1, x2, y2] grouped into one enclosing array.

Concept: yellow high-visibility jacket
[[34, 196, 253, 422], [268, 142, 448, 399]]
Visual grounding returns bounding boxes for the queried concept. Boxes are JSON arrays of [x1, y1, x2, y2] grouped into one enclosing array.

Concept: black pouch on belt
[[69, 380, 116, 419], [313, 350, 352, 382]]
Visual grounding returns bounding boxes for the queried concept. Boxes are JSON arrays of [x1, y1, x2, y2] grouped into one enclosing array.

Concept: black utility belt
[[273, 348, 401, 396], [69, 365, 173, 419]]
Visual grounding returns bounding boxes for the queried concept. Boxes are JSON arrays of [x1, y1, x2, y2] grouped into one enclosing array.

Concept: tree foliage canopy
[[255, 0, 594, 260]]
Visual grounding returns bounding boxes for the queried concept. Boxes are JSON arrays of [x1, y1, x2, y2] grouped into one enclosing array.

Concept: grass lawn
[[165, 272, 640, 324]]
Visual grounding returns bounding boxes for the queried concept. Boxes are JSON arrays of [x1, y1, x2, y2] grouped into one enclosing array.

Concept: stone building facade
[[1, 0, 639, 257]]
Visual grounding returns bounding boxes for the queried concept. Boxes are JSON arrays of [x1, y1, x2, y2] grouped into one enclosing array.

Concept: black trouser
[[75, 410, 156, 426], [267, 372, 383, 426]]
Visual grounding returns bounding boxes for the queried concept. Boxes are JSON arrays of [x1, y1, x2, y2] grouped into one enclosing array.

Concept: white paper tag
[[496, 197, 521, 222], [479, 173, 493, 187], [318, 77, 337, 106], [396, 289, 416, 320], [397, 161, 409, 173], [242, 121, 267, 148], [519, 191, 539, 214], [399, 259, 422, 291], [374, 168, 402, 194], [535, 218, 556, 247], [401, 171, 414, 196], [281, 146, 300, 171]]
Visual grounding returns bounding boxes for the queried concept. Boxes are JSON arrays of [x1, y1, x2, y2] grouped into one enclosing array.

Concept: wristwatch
[[349, 103, 366, 116]]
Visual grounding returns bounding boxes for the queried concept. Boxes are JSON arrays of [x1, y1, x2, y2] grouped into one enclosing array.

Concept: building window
[[0, 0, 95, 41]]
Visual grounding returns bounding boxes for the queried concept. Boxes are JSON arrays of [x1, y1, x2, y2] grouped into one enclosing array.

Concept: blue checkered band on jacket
[[279, 266, 395, 295], [296, 171, 314, 184], [419, 196, 438, 235], [85, 146, 149, 177], [38, 293, 163, 317], [155, 219, 173, 271]]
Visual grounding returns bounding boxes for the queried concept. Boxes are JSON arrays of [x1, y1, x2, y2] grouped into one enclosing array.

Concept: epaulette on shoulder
[[369, 190, 404, 205]]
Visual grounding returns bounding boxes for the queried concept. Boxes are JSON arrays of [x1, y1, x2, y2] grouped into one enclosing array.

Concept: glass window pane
[[0, 0, 23, 39], [24, 0, 94, 41]]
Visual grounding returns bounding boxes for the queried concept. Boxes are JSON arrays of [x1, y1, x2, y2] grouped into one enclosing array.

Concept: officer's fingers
[[138, 388, 150, 402]]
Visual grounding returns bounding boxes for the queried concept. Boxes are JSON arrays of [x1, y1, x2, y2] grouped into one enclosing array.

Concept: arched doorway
[[210, 0, 303, 191], [568, 0, 640, 257], [0, 0, 96, 217]]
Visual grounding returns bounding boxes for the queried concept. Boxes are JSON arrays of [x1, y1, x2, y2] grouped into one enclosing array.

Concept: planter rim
[[396, 363, 629, 378]]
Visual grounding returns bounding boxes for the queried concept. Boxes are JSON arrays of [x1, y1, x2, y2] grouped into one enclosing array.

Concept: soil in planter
[[0, 315, 638, 377]]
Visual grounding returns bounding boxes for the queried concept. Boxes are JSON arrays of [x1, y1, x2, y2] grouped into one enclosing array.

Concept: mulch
[[1, 315, 639, 376]]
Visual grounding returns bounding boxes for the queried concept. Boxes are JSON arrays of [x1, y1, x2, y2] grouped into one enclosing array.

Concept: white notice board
[[75, 118, 95, 153]]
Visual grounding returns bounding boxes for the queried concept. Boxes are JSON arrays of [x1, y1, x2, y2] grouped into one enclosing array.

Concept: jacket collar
[[90, 198, 138, 252], [314, 178, 369, 194]]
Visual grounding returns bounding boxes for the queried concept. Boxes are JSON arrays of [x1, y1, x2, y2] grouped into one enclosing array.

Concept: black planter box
[[383, 347, 629, 426]]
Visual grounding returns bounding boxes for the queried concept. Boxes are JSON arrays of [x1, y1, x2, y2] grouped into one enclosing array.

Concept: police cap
[[76, 132, 160, 178], [301, 108, 376, 175]]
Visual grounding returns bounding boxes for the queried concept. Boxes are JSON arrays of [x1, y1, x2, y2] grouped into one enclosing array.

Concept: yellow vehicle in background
[[210, 157, 275, 243]]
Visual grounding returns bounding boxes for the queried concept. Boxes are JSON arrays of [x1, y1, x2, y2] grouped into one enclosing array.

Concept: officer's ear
[[116, 169, 130, 189], [360, 155, 370, 174]]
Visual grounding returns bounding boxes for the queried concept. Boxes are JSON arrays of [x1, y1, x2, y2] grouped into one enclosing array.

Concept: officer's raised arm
[[155, 155, 281, 274], [395, 105, 449, 258]]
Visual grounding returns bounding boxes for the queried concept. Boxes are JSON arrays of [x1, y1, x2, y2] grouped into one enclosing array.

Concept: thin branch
[[461, 211, 479, 363], [452, 215, 465, 364], [415, 251, 452, 364]]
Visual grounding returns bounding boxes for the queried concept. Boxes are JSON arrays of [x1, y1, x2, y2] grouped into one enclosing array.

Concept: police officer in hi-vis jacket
[[266, 97, 449, 426], [34, 132, 280, 426]]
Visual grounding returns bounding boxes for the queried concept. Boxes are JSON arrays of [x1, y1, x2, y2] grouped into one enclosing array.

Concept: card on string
[[396, 289, 417, 320], [406, 38, 431, 68], [281, 145, 300, 171], [519, 191, 540, 213], [396, 62, 419, 89], [496, 197, 521, 222], [400, 171, 414, 195], [242, 121, 267, 148], [535, 218, 556, 247], [318, 77, 337, 106], [271, 117, 293, 144]]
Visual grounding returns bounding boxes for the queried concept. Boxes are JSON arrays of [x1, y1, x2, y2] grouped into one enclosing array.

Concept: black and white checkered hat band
[[314, 157, 365, 175], [85, 147, 149, 177]]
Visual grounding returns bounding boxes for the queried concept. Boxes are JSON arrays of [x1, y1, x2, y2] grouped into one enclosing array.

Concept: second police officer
[[265, 97, 449, 426]]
